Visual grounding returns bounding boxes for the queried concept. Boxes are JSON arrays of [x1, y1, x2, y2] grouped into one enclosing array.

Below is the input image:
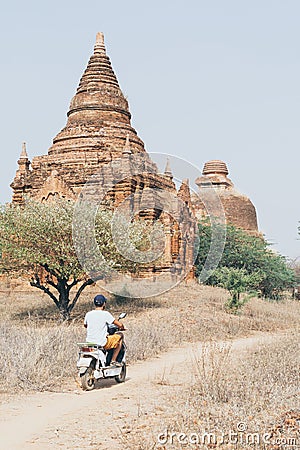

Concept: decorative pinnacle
[[164, 157, 173, 178], [20, 142, 28, 159], [94, 32, 106, 54], [202, 160, 229, 176], [123, 133, 132, 155]]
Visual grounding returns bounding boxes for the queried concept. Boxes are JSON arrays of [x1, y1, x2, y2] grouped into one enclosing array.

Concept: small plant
[[209, 267, 263, 313]]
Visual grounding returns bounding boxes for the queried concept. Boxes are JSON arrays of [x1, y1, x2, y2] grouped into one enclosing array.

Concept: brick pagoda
[[11, 33, 258, 279]]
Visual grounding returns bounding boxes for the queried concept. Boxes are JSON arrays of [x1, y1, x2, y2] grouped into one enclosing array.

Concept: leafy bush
[[196, 221, 295, 301]]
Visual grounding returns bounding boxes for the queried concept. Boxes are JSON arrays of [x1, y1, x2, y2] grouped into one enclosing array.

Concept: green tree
[[196, 221, 295, 300], [0, 200, 144, 319]]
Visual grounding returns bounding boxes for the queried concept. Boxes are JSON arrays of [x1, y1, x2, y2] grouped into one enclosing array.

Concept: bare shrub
[[0, 321, 82, 392], [192, 342, 232, 403], [126, 317, 172, 362], [121, 331, 300, 449], [1, 282, 300, 396]]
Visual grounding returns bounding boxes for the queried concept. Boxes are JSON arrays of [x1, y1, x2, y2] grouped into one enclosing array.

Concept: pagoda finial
[[164, 157, 173, 179], [17, 141, 30, 173], [94, 32, 106, 54], [123, 133, 132, 155], [20, 142, 28, 159]]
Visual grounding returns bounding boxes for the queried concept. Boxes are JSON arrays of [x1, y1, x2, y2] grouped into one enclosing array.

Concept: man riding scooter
[[84, 294, 125, 367]]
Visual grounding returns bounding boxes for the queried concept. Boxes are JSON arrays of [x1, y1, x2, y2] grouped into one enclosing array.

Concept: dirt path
[[0, 332, 283, 449]]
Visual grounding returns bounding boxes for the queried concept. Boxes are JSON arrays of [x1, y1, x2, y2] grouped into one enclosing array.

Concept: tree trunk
[[57, 279, 71, 321], [68, 279, 94, 314]]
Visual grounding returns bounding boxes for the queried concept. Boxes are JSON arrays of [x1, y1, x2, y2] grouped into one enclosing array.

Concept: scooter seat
[[77, 343, 105, 350]]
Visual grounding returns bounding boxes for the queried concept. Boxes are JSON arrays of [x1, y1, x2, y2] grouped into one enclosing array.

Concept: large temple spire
[[48, 32, 147, 157]]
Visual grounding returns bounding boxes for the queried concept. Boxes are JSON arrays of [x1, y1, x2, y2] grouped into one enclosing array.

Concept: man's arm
[[113, 319, 125, 330]]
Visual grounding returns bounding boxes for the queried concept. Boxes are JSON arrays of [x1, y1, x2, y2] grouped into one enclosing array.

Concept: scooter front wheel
[[80, 367, 95, 391], [115, 362, 126, 383]]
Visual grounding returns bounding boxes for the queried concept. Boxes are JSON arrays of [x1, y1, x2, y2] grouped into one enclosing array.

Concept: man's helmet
[[94, 294, 107, 307]]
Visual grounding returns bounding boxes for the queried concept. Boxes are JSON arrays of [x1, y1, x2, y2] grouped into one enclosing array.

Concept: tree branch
[[41, 263, 61, 280], [67, 278, 78, 292], [68, 279, 94, 313], [45, 276, 60, 292], [30, 274, 60, 308]]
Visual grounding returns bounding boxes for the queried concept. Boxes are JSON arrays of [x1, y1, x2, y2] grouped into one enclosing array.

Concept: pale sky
[[0, 0, 299, 259]]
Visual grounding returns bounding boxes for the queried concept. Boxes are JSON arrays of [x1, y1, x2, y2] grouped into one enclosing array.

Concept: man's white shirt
[[84, 310, 115, 346]]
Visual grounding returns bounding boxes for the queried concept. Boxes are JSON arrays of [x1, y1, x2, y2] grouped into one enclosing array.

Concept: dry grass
[[120, 331, 300, 449], [0, 321, 82, 393], [0, 280, 300, 397]]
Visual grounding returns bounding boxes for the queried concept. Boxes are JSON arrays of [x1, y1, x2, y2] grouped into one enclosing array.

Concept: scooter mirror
[[119, 312, 127, 320]]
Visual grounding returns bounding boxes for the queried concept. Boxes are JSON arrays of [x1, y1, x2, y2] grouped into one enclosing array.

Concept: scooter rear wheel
[[80, 367, 95, 391], [115, 362, 126, 383]]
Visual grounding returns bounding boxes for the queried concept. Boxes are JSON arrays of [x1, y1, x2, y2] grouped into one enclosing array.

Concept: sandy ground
[[0, 332, 281, 450]]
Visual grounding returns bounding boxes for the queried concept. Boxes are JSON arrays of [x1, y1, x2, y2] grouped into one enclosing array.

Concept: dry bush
[[1, 281, 300, 396], [192, 342, 233, 403], [0, 321, 82, 393], [126, 317, 173, 361], [242, 296, 299, 331], [121, 331, 300, 449]]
